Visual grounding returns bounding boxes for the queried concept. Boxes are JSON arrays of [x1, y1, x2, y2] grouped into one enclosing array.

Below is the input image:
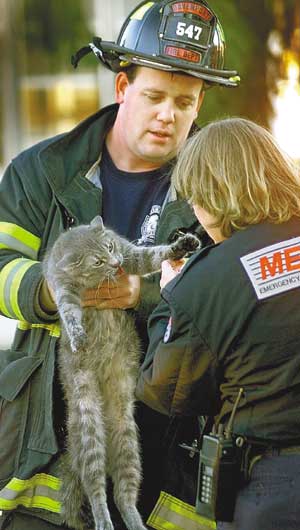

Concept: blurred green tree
[[17, 0, 94, 74], [199, 0, 298, 127], [197, 0, 275, 127]]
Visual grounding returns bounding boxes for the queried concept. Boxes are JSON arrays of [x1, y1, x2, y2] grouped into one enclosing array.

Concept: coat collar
[[38, 103, 118, 195]]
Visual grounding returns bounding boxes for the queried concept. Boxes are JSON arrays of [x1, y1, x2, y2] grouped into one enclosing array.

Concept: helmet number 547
[[176, 22, 203, 40]]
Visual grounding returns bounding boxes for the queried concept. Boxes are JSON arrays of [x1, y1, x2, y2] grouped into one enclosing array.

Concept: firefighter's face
[[113, 67, 204, 170]]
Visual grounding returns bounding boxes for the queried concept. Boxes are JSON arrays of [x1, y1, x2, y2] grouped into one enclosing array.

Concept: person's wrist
[[39, 279, 57, 313]]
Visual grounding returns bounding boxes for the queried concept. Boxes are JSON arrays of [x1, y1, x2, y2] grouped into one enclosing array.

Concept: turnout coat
[[0, 104, 201, 525]]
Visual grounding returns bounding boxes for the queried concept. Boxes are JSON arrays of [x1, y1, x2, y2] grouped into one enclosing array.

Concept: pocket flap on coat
[[0, 355, 43, 401]]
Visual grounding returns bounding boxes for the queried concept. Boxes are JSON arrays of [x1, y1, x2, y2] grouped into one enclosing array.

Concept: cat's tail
[[60, 452, 86, 530]]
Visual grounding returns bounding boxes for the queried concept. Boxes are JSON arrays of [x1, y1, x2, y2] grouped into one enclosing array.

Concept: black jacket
[[136, 218, 300, 443]]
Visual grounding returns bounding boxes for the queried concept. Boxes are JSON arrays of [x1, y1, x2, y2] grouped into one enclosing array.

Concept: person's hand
[[160, 259, 186, 289], [81, 273, 141, 309]]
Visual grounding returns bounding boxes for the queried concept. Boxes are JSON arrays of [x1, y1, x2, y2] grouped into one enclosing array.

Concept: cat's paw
[[171, 233, 201, 259]]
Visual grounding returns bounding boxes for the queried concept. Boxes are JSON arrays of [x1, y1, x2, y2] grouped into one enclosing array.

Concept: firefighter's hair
[[173, 117, 300, 238]]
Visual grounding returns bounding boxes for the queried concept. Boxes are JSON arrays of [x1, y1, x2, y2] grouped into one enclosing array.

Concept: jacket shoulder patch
[[240, 236, 300, 299]]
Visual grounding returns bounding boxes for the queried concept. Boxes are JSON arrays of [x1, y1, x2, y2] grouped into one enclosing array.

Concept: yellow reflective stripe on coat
[[0, 258, 38, 319], [18, 320, 61, 337], [147, 491, 216, 530], [0, 474, 62, 513], [0, 222, 41, 260]]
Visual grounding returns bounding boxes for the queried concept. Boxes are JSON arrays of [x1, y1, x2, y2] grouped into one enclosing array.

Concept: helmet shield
[[71, 0, 240, 87]]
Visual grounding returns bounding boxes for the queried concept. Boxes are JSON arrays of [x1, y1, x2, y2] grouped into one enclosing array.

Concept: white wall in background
[[0, 317, 16, 349]]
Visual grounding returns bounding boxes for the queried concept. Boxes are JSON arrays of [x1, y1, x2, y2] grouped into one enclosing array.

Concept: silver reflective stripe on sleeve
[[0, 474, 62, 514]]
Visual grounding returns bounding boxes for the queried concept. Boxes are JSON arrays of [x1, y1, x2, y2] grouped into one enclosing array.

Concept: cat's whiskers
[[105, 270, 118, 281], [107, 276, 113, 299], [105, 273, 118, 298], [96, 283, 102, 298]]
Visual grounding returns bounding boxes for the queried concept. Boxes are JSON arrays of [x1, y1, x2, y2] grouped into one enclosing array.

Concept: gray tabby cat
[[43, 216, 199, 530]]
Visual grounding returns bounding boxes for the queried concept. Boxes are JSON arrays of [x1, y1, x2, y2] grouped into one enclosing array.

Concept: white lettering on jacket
[[240, 236, 300, 299]]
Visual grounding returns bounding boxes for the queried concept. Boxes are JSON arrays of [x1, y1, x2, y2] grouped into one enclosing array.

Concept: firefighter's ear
[[115, 71, 130, 104]]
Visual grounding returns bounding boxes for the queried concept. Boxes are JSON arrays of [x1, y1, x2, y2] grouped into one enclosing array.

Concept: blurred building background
[[0, 0, 300, 347]]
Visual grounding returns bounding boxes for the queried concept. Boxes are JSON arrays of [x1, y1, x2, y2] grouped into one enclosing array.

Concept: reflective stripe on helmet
[[0, 474, 62, 514], [147, 491, 216, 530], [0, 258, 39, 319], [130, 1, 154, 20], [0, 222, 41, 260]]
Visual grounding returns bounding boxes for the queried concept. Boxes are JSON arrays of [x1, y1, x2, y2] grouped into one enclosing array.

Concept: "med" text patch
[[240, 236, 300, 300]]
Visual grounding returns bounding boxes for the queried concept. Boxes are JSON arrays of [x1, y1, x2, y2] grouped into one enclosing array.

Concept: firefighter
[[0, 2, 239, 529]]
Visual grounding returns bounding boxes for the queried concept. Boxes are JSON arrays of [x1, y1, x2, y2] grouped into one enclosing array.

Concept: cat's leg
[[56, 285, 87, 352], [122, 234, 200, 275], [66, 370, 114, 530], [106, 382, 147, 530]]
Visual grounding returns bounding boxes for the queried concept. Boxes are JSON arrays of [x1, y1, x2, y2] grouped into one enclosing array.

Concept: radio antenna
[[224, 388, 244, 440]]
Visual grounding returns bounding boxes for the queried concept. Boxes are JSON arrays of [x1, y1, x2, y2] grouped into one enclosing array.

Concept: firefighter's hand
[[81, 273, 141, 309], [160, 259, 185, 289]]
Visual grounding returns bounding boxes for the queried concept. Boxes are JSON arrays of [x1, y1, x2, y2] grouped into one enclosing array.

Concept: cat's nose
[[110, 257, 122, 268]]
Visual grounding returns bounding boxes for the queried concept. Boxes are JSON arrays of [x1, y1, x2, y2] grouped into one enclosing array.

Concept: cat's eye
[[94, 258, 103, 267], [108, 242, 114, 252]]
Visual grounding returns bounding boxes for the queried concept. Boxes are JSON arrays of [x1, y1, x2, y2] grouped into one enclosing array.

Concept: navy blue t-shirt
[[100, 144, 171, 244]]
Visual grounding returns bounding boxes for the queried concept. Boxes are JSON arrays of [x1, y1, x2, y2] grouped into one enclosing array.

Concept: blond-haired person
[[136, 117, 300, 530]]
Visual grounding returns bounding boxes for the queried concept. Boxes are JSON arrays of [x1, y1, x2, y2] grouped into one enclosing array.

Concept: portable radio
[[196, 388, 243, 522]]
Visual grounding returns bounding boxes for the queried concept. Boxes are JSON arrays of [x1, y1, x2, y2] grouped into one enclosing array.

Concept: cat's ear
[[56, 253, 81, 272], [90, 216, 104, 230]]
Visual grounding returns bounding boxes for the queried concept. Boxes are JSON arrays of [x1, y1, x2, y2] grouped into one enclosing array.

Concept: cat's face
[[55, 223, 123, 287]]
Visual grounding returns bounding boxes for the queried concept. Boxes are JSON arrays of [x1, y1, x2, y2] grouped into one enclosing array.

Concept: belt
[[237, 439, 300, 482], [264, 444, 300, 456], [235, 435, 300, 456]]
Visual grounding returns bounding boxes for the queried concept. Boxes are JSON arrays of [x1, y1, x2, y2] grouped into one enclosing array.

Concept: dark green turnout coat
[[0, 104, 201, 524]]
